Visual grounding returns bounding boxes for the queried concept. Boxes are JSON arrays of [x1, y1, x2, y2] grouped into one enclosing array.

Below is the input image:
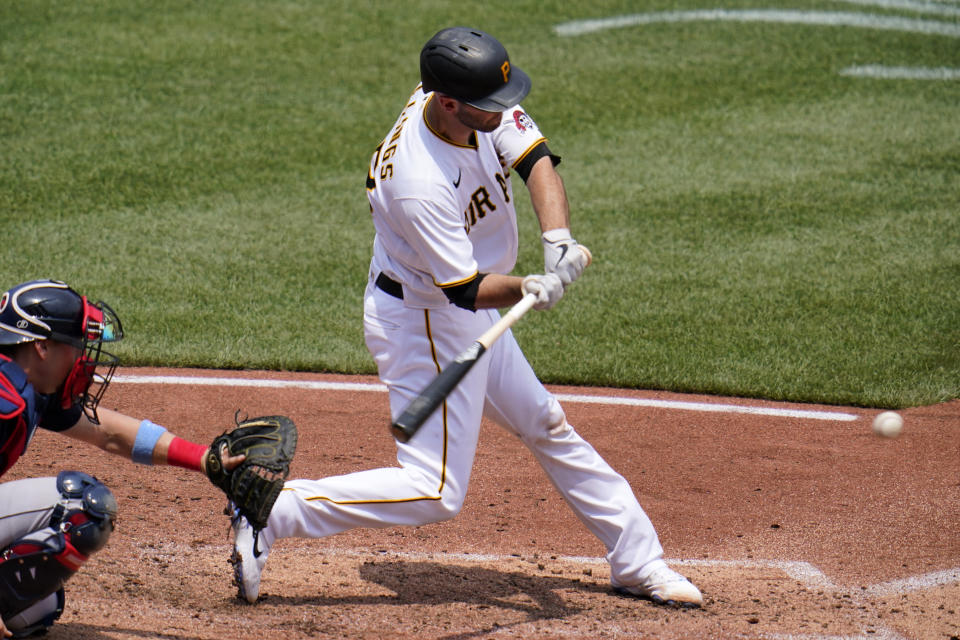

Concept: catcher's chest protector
[[0, 356, 39, 477]]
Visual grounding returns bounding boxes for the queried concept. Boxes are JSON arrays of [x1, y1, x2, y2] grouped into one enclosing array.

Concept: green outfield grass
[[2, 1, 958, 408]]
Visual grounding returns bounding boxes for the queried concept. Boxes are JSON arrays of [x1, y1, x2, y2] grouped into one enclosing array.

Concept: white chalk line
[[139, 543, 959, 595], [553, 10, 960, 38], [140, 542, 960, 599], [864, 566, 960, 596], [553, 9, 960, 83], [764, 631, 910, 640], [837, 0, 960, 17], [114, 374, 387, 393], [840, 64, 960, 78], [112, 374, 860, 422], [553, 392, 858, 421], [347, 552, 950, 639]]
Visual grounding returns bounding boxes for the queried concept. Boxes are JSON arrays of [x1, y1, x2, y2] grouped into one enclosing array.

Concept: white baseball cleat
[[615, 564, 703, 608], [230, 512, 268, 603]]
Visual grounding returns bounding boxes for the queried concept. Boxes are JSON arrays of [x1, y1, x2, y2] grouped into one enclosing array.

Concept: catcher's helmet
[[0, 280, 123, 423], [0, 280, 120, 347], [420, 27, 531, 112]]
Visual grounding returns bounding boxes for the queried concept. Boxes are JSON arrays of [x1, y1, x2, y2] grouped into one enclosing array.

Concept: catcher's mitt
[[205, 414, 298, 530]]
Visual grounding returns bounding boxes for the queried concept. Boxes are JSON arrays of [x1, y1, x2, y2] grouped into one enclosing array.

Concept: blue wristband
[[132, 419, 167, 465]]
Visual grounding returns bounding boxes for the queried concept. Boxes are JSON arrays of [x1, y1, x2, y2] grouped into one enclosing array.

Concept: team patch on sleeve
[[511, 109, 540, 135]]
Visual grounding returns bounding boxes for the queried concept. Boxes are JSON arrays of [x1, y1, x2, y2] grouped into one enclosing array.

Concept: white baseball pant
[[261, 280, 666, 588]]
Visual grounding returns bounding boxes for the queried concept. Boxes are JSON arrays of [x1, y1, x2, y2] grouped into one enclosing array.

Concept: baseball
[[872, 411, 903, 438]]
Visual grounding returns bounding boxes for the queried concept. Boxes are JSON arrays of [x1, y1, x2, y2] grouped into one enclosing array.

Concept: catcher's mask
[[0, 279, 123, 423], [420, 27, 531, 112]]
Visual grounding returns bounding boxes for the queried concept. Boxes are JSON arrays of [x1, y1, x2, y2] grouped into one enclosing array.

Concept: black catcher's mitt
[[205, 414, 298, 530]]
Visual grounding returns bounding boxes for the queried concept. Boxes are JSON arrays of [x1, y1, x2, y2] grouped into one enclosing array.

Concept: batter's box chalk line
[[136, 544, 952, 640], [143, 542, 957, 597]]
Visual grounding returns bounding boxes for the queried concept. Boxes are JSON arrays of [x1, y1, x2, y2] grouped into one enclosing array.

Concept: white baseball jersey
[[366, 86, 545, 308]]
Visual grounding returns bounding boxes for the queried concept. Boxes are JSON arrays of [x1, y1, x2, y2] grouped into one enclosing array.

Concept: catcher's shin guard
[[0, 471, 116, 624], [0, 530, 80, 622], [4, 589, 64, 638]]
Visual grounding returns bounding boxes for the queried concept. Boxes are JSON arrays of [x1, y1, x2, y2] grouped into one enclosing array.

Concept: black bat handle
[[388, 292, 538, 443], [390, 344, 486, 442]]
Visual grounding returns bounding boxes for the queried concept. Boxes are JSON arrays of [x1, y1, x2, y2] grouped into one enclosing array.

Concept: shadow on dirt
[[46, 624, 206, 639], [268, 558, 615, 619], [261, 559, 627, 639]]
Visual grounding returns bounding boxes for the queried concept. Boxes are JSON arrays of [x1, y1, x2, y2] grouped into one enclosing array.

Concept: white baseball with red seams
[[872, 411, 904, 438]]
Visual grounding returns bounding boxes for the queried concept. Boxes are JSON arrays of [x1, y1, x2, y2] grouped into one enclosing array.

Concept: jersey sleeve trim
[[435, 270, 480, 289], [513, 139, 561, 182], [440, 273, 487, 311], [511, 137, 548, 168]]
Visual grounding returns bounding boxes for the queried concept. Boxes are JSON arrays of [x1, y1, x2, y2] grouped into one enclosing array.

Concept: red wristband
[[166, 436, 206, 472]]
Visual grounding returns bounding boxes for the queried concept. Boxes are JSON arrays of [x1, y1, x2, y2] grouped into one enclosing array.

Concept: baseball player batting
[[229, 27, 702, 608]]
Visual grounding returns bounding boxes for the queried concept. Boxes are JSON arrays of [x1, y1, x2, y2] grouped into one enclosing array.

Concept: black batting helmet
[[420, 27, 531, 112]]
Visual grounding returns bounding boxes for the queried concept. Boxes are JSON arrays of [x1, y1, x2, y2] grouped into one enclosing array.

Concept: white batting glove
[[542, 228, 589, 287], [522, 273, 564, 310]]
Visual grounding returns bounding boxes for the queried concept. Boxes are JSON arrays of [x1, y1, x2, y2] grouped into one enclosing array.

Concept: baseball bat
[[390, 292, 539, 443]]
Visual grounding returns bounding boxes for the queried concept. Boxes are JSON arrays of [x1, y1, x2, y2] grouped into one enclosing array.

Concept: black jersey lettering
[[369, 105, 416, 190], [472, 186, 495, 219], [463, 186, 497, 234], [495, 172, 510, 203]]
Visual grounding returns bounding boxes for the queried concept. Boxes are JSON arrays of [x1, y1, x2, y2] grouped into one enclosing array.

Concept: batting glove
[[542, 228, 589, 287], [522, 273, 564, 310]]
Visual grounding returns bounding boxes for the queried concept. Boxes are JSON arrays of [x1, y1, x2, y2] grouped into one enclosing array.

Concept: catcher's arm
[[64, 407, 246, 471], [66, 408, 296, 530]]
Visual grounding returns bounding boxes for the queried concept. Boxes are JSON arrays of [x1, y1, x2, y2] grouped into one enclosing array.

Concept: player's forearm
[[65, 407, 209, 470], [473, 274, 524, 309], [526, 156, 571, 233], [64, 408, 140, 457]]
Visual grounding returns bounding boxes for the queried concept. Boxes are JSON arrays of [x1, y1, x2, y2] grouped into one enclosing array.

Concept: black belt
[[375, 273, 404, 299]]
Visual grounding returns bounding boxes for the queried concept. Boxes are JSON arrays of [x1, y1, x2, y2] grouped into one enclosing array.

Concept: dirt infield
[[8, 367, 959, 639]]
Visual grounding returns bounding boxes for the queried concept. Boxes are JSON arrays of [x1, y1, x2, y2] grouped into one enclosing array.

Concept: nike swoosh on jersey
[[453, 169, 462, 188]]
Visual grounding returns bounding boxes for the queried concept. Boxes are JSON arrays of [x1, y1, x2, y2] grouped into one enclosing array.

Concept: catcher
[[0, 279, 296, 638]]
